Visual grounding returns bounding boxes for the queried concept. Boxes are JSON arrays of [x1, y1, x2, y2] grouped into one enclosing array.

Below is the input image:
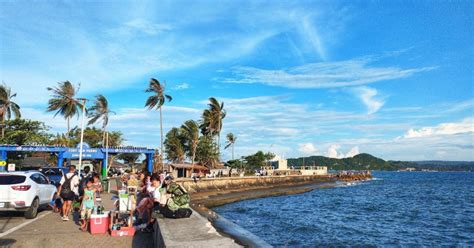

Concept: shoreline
[[187, 175, 371, 247]]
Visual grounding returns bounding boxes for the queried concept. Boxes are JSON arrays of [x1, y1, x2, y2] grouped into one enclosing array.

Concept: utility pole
[[77, 98, 87, 178]]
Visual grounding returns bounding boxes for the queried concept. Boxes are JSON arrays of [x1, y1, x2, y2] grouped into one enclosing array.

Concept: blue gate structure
[[0, 143, 155, 176]]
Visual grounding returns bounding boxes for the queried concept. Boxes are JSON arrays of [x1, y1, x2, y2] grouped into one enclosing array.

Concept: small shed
[[169, 163, 209, 178]]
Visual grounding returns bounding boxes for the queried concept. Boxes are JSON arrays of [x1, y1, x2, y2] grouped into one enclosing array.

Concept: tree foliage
[[118, 153, 140, 166], [0, 83, 21, 138], [0, 119, 50, 145], [243, 151, 275, 171], [288, 153, 398, 171], [164, 127, 185, 163], [68, 127, 123, 148], [199, 97, 226, 150], [195, 135, 220, 168], [46, 81, 84, 134], [181, 120, 200, 165]]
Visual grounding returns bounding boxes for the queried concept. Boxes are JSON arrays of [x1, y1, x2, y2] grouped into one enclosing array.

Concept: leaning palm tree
[[200, 97, 226, 152], [46, 81, 83, 137], [0, 83, 21, 138], [145, 78, 172, 164], [225, 133, 237, 160], [87, 94, 115, 146], [181, 120, 200, 174]]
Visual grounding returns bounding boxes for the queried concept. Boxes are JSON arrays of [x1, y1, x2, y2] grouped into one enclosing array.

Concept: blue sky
[[1, 1, 473, 161]]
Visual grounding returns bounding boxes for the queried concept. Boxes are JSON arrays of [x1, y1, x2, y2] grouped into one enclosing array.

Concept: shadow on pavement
[[132, 230, 154, 248], [0, 238, 16, 247]]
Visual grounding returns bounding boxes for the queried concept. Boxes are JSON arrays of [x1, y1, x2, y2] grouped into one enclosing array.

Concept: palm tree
[[0, 84, 21, 138], [200, 97, 226, 151], [225, 133, 237, 160], [46, 81, 83, 137], [164, 127, 185, 163], [87, 94, 115, 146], [145, 78, 172, 165], [181, 120, 200, 174]]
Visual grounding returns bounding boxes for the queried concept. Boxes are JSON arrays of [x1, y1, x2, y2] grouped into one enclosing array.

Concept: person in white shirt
[[58, 165, 80, 221]]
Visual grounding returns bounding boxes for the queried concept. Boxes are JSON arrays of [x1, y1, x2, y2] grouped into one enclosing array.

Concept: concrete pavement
[[0, 193, 153, 248], [155, 210, 241, 248]]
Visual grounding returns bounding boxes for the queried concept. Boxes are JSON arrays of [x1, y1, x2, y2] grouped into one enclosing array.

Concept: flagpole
[[77, 99, 87, 178]]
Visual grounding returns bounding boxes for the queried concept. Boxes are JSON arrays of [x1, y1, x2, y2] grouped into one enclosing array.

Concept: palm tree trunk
[[232, 143, 234, 160], [191, 144, 197, 178], [159, 106, 164, 169], [1, 114, 4, 139], [102, 126, 106, 147], [67, 117, 70, 136]]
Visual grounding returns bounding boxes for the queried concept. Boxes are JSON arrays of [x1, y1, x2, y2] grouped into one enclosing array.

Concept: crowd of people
[[54, 165, 192, 234], [121, 170, 192, 232]]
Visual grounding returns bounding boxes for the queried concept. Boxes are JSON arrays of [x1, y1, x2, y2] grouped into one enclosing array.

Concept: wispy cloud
[[352, 86, 385, 114], [107, 18, 172, 37], [221, 55, 436, 89], [171, 83, 190, 91]]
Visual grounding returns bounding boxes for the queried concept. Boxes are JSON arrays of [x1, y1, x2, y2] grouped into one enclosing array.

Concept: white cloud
[[352, 86, 385, 114], [172, 83, 190, 90], [108, 18, 173, 37], [402, 118, 474, 139], [345, 146, 360, 158], [326, 145, 360, 158], [298, 143, 318, 154], [326, 144, 342, 158], [222, 56, 435, 89]]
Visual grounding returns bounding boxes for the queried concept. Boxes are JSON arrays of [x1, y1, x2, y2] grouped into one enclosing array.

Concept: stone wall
[[176, 175, 336, 194]]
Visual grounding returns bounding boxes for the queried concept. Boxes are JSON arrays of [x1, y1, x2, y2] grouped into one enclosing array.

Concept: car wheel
[[25, 198, 39, 219]]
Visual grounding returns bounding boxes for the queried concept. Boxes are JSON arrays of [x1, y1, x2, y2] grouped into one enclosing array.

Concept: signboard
[[0, 161, 6, 167], [7, 163, 15, 172]]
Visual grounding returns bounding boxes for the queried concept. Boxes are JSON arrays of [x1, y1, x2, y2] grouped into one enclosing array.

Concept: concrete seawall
[[178, 175, 336, 199]]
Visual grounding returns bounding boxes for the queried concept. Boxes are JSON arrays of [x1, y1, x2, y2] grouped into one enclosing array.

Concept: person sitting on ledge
[[157, 176, 192, 219]]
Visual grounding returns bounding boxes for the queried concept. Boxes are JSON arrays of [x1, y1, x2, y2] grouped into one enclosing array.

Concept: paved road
[[0, 210, 47, 237], [0, 194, 154, 248]]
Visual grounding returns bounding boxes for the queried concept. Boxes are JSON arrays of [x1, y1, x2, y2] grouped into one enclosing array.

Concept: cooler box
[[110, 227, 136, 237], [90, 211, 110, 235]]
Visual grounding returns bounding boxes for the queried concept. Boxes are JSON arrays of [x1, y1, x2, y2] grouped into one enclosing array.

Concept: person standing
[[58, 165, 79, 221]]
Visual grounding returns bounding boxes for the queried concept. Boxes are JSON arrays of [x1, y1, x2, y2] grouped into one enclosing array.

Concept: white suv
[[0, 171, 57, 219]]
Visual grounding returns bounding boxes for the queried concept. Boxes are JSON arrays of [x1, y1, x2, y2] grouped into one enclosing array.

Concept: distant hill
[[287, 153, 397, 171], [287, 153, 474, 171], [388, 160, 474, 172]]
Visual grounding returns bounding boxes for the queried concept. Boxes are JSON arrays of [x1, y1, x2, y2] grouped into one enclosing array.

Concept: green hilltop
[[288, 153, 397, 171], [287, 153, 474, 171]]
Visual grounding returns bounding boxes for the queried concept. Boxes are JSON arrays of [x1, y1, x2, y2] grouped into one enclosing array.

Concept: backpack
[[78, 174, 91, 196], [61, 174, 75, 196], [167, 183, 190, 207], [175, 208, 192, 218]]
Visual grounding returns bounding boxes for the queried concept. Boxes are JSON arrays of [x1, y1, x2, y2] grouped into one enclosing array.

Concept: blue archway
[[0, 143, 155, 176]]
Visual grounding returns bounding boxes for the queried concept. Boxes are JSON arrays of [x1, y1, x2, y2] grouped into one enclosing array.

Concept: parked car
[[0, 171, 57, 219], [39, 167, 69, 186]]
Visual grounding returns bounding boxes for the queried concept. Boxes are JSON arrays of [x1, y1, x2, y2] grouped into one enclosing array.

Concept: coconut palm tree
[[87, 94, 115, 146], [145, 78, 172, 163], [225, 133, 237, 160], [200, 97, 226, 152], [46, 81, 83, 137], [181, 120, 200, 173], [0, 84, 21, 138], [164, 127, 185, 163]]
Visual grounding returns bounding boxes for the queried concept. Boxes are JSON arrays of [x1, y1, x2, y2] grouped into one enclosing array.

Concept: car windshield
[[41, 168, 62, 176], [0, 175, 26, 185]]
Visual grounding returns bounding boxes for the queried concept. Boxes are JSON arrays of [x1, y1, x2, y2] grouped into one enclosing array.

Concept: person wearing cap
[[161, 176, 191, 216]]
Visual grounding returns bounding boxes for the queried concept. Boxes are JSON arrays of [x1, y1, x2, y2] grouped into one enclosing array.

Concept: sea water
[[213, 172, 474, 247]]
